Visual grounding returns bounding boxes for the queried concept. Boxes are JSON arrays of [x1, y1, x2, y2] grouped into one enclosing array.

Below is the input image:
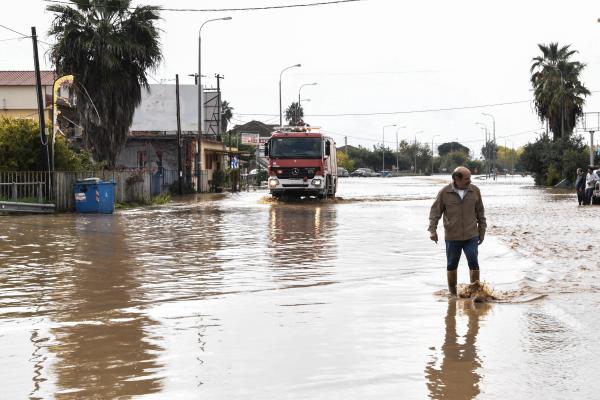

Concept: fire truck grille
[[275, 167, 318, 179]]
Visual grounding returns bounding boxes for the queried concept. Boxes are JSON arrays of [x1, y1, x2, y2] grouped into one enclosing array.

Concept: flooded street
[[2, 176, 600, 399]]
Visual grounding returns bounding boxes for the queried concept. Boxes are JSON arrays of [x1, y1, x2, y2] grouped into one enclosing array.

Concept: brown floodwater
[[1, 176, 599, 399]]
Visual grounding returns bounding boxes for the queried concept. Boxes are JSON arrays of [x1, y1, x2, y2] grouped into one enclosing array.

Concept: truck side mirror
[[325, 141, 331, 157], [264, 142, 269, 157]]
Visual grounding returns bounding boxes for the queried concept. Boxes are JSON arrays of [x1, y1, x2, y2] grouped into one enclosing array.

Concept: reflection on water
[[49, 216, 163, 398], [268, 204, 337, 285], [425, 299, 491, 400]]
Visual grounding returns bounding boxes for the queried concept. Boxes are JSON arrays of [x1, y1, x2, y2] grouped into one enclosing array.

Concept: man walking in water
[[428, 166, 487, 296]]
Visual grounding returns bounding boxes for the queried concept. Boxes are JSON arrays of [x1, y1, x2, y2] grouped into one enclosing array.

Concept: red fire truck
[[265, 126, 337, 199]]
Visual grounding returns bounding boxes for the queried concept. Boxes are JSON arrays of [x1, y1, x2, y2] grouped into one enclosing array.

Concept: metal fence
[[0, 171, 53, 203], [0, 169, 228, 212]]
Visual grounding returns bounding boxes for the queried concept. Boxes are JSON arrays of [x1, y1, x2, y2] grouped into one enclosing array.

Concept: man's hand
[[478, 235, 484, 245], [430, 231, 438, 244]]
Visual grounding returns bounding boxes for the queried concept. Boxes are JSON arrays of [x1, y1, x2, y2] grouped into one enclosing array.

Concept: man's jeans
[[445, 236, 479, 271], [585, 188, 594, 205]]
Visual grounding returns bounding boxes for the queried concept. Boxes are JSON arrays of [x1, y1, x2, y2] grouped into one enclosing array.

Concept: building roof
[[229, 120, 277, 137], [0, 70, 57, 86]]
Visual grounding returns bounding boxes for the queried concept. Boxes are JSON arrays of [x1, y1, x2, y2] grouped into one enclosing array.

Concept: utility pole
[[176, 74, 183, 195], [482, 113, 496, 180], [414, 135, 417, 174], [215, 73, 223, 147], [590, 131, 596, 166], [344, 136, 348, 155], [396, 131, 399, 171], [31, 27, 50, 173]]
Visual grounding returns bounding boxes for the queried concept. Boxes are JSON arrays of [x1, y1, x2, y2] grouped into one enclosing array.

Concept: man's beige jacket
[[428, 183, 487, 241]]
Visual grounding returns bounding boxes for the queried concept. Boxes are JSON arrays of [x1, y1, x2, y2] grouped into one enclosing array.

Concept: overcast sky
[[2, 0, 599, 156]]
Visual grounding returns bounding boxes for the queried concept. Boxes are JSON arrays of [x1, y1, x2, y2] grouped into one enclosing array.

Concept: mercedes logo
[[292, 168, 299, 175]]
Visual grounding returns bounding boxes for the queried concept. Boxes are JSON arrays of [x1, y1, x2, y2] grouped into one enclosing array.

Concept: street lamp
[[382, 124, 396, 172], [431, 134, 440, 174], [414, 130, 423, 173], [482, 113, 496, 179], [198, 16, 231, 192], [476, 122, 489, 178], [395, 126, 407, 171], [297, 82, 317, 124], [279, 63, 301, 126]]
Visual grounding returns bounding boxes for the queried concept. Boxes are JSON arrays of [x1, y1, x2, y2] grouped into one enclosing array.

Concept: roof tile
[[0, 70, 57, 86]]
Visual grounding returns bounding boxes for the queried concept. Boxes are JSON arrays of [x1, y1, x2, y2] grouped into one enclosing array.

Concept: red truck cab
[[265, 127, 337, 199]]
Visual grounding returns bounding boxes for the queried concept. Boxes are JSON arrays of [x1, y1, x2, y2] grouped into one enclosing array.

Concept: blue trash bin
[[74, 178, 116, 214]]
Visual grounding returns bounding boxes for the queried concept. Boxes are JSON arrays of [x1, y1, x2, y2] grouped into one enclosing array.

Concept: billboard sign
[[241, 133, 259, 145]]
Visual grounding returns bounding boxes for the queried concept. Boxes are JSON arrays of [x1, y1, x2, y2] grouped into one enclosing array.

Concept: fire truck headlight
[[268, 178, 279, 188], [311, 178, 322, 186]]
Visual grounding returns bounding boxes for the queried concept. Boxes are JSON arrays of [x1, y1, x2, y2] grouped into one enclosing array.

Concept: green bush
[[520, 134, 588, 186], [0, 117, 103, 171]]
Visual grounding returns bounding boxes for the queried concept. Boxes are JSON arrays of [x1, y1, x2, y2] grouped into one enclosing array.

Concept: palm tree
[[285, 102, 304, 126], [530, 43, 590, 141], [47, 0, 162, 167], [221, 100, 233, 133]]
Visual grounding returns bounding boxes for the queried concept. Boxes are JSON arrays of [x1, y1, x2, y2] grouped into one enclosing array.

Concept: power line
[[43, 0, 363, 12], [0, 24, 53, 45], [0, 36, 27, 42], [234, 99, 533, 118]]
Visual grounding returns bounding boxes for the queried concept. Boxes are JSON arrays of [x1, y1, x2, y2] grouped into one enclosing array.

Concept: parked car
[[351, 168, 380, 177], [337, 167, 349, 177]]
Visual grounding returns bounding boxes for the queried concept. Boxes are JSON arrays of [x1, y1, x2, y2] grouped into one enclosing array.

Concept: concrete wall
[[115, 140, 179, 171], [0, 85, 52, 121]]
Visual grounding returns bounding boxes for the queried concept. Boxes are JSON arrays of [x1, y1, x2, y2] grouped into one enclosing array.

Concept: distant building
[[116, 84, 238, 192], [0, 70, 56, 121]]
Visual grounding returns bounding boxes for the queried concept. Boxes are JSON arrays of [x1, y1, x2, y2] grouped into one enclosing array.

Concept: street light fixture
[[476, 122, 489, 178], [279, 63, 301, 126], [414, 130, 424, 173], [431, 134, 440, 174], [297, 82, 317, 124], [198, 16, 232, 192], [382, 124, 396, 172], [395, 126, 407, 171], [481, 113, 496, 179]]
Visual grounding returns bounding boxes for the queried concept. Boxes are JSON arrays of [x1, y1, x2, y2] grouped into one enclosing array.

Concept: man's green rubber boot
[[447, 270, 457, 296], [470, 269, 480, 284]]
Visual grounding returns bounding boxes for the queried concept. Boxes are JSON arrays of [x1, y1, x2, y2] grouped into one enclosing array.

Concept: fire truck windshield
[[270, 137, 322, 158]]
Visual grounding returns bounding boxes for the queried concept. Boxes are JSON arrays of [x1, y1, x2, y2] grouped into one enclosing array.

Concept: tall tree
[[47, 0, 162, 167], [530, 43, 590, 141], [221, 100, 233, 133], [438, 141, 470, 157], [285, 102, 304, 126]]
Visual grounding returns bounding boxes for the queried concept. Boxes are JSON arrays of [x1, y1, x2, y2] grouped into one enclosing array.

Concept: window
[[270, 137, 322, 159], [137, 151, 146, 168]]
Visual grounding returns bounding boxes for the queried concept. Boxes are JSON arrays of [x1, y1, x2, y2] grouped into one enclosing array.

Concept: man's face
[[454, 173, 471, 189]]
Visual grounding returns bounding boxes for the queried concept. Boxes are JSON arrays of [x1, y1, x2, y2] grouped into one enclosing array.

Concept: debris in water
[[458, 281, 498, 302]]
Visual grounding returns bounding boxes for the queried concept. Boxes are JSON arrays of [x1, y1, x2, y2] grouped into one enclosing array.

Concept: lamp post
[[414, 130, 423, 173], [476, 122, 489, 178], [482, 113, 496, 180], [279, 64, 301, 127], [505, 138, 515, 174], [382, 124, 396, 172], [298, 82, 317, 123], [198, 16, 231, 193], [395, 126, 407, 171], [431, 134, 440, 174]]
